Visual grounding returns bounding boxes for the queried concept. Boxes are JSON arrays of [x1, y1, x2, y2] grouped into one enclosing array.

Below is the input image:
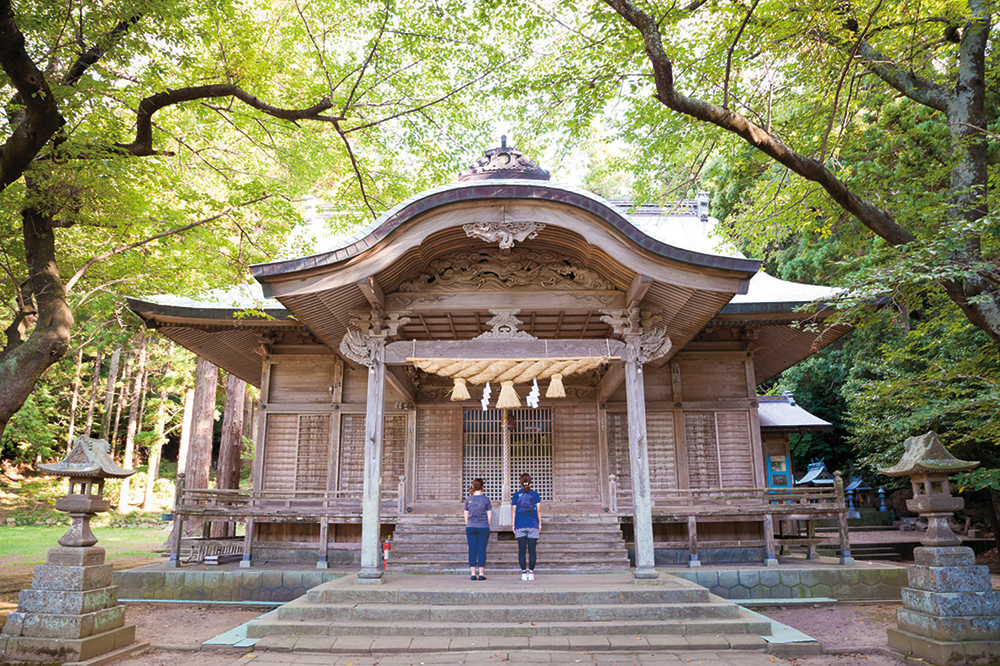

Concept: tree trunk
[[213, 373, 246, 537], [143, 386, 168, 511], [165, 388, 195, 547], [0, 208, 74, 443], [100, 347, 121, 440], [216, 373, 245, 491], [66, 346, 84, 450], [83, 351, 102, 438], [186, 357, 218, 534], [118, 334, 147, 512], [176, 389, 194, 478], [110, 351, 128, 451]]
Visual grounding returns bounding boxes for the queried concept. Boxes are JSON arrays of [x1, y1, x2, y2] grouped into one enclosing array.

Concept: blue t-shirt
[[464, 494, 492, 528], [512, 489, 541, 529]]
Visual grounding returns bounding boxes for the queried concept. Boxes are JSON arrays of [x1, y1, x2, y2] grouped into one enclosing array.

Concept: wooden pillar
[[499, 409, 512, 528], [624, 344, 657, 579], [763, 514, 778, 566], [835, 472, 855, 565], [359, 340, 386, 580], [686, 515, 700, 567]]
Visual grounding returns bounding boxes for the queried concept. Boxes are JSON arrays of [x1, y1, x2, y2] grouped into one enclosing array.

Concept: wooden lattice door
[[462, 408, 553, 502]]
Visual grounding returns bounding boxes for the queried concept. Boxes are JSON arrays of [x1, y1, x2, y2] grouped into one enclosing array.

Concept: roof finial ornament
[[457, 137, 550, 182]]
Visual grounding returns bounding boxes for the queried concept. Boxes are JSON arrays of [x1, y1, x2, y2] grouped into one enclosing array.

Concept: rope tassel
[[450, 377, 471, 402], [546, 373, 565, 398], [496, 380, 521, 409]]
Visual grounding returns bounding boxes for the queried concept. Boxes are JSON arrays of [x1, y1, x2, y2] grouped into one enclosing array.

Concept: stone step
[[305, 580, 710, 605], [247, 615, 771, 639], [392, 524, 621, 541], [249, 632, 771, 653], [385, 563, 632, 574], [390, 536, 625, 554], [275, 601, 743, 623], [390, 551, 628, 560]]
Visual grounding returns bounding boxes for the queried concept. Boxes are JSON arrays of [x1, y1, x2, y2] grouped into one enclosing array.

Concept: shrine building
[[128, 140, 850, 579]]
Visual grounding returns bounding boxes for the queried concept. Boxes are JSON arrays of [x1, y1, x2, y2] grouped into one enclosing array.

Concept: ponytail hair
[[470, 478, 484, 493]]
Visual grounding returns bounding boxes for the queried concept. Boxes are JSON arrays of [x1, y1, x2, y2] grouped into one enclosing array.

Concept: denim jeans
[[517, 535, 537, 571], [466, 526, 489, 568]]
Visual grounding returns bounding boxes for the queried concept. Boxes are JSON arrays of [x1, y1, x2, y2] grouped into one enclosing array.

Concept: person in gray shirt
[[464, 478, 493, 580]]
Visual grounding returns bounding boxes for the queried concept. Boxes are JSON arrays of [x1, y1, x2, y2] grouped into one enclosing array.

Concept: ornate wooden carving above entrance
[[398, 247, 617, 294], [463, 219, 546, 250], [474, 310, 536, 341]]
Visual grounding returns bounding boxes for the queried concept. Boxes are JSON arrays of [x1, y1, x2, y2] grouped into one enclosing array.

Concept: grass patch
[[0, 525, 168, 567]]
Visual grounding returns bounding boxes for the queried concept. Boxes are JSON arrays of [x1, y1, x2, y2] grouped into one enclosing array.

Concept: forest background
[[1, 0, 999, 527]]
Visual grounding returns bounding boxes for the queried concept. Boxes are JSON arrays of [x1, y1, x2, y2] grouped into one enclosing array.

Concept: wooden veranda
[[168, 471, 853, 568]]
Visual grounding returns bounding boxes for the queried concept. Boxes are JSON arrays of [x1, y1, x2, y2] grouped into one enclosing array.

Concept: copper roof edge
[[249, 182, 762, 282]]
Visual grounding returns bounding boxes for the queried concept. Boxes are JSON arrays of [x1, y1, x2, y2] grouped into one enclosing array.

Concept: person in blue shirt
[[464, 478, 492, 580], [511, 472, 542, 581]]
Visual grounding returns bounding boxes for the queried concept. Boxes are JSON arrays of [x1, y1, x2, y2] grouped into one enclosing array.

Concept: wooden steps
[[819, 543, 902, 561], [387, 513, 631, 573]]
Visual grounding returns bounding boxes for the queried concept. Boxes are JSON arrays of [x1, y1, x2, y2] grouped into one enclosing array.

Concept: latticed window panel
[[606, 412, 633, 500], [462, 408, 553, 502], [683, 411, 754, 488], [381, 414, 407, 490], [684, 412, 721, 488], [339, 413, 408, 493], [262, 414, 298, 491], [296, 414, 331, 492], [339, 415, 366, 492]]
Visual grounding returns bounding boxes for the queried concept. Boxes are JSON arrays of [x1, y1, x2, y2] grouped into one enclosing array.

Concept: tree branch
[[811, 28, 951, 114], [722, 0, 761, 110], [117, 85, 341, 156], [0, 0, 65, 191], [604, 0, 918, 246], [63, 195, 272, 293]]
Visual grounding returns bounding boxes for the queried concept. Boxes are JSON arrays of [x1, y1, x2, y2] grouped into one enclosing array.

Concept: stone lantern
[[0, 437, 137, 662], [879, 431, 1000, 665], [880, 430, 978, 547]]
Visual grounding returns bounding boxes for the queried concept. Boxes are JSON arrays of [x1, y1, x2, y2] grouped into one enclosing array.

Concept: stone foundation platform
[[1, 546, 136, 662]]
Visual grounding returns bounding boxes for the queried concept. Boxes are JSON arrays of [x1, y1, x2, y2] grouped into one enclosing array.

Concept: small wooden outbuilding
[[129, 141, 851, 577]]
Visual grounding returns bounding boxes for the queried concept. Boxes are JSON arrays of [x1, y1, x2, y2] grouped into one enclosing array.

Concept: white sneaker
[[521, 572, 528, 581], [527, 572, 535, 581]]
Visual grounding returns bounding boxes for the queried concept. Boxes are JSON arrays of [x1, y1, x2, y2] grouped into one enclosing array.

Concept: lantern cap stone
[[878, 431, 979, 477], [39, 437, 136, 479]]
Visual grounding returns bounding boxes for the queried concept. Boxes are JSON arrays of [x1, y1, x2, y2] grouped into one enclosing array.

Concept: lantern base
[[0, 545, 135, 662]]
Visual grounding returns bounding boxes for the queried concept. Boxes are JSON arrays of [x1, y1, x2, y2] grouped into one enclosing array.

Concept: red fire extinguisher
[[381, 537, 391, 568]]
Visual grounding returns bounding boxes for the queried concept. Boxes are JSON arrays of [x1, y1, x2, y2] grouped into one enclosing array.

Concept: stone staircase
[[387, 511, 631, 573], [243, 572, 775, 652]]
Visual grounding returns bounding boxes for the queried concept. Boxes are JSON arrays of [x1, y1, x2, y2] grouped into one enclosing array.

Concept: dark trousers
[[517, 536, 537, 571], [466, 526, 489, 568]]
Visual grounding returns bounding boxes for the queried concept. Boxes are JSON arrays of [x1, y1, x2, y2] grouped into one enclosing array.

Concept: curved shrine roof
[[129, 142, 846, 387]]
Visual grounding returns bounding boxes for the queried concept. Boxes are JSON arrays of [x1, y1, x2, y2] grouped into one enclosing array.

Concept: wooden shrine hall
[[128, 140, 854, 579]]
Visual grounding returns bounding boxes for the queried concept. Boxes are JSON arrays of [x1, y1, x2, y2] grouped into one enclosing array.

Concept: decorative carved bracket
[[600, 308, 661, 336], [627, 327, 672, 365], [474, 309, 537, 341], [463, 218, 545, 250], [347, 307, 410, 337], [341, 307, 411, 367], [340, 329, 386, 367], [601, 307, 672, 365]]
